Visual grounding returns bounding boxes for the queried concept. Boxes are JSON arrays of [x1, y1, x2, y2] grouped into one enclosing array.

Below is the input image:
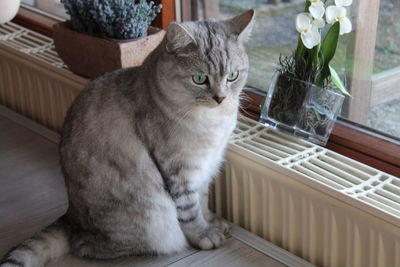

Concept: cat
[[0, 9, 255, 267]]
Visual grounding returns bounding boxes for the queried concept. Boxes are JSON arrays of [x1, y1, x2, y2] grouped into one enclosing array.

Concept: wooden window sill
[[13, 6, 60, 37]]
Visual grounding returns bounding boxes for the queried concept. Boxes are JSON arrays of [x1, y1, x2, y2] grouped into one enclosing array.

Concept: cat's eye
[[227, 71, 239, 82], [192, 74, 208, 85]]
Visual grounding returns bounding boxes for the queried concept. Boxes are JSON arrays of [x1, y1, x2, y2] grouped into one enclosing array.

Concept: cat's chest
[[179, 116, 235, 187], [178, 113, 236, 156], [152, 111, 236, 187]]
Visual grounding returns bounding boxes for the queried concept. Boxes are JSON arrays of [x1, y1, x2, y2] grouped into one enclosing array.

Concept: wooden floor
[[0, 114, 287, 267]]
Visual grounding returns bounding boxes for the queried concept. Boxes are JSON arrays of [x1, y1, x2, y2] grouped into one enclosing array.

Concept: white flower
[[296, 13, 321, 49], [326, 5, 352, 35], [309, 0, 325, 19], [313, 17, 325, 28], [335, 0, 353, 7]]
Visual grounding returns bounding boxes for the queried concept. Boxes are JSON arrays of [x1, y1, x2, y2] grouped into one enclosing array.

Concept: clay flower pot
[[0, 0, 21, 23], [53, 22, 165, 79]]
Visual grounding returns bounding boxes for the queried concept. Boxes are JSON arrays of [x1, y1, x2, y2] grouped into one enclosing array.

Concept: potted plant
[[53, 0, 164, 79], [260, 0, 352, 146]]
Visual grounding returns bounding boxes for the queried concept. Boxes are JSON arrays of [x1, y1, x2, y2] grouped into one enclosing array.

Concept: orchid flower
[[296, 13, 321, 49], [326, 5, 352, 35], [334, 0, 352, 7], [309, 0, 325, 19], [312, 17, 325, 28]]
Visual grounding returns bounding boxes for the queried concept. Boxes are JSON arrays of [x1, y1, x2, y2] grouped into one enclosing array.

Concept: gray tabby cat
[[1, 10, 255, 267]]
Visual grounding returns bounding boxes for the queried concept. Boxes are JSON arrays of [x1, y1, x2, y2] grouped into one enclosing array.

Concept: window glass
[[367, 0, 400, 138], [19, 0, 400, 139], [195, 0, 400, 139], [21, 0, 68, 19]]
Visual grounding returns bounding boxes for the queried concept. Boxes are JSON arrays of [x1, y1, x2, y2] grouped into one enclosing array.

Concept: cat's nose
[[212, 95, 226, 104]]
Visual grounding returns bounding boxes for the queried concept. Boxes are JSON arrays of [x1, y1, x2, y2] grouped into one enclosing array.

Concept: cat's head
[[158, 10, 255, 109]]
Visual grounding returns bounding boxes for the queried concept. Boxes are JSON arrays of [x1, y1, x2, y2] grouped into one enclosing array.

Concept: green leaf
[[316, 22, 340, 85], [304, 1, 311, 12], [312, 43, 320, 68], [295, 34, 306, 58], [321, 22, 340, 64], [329, 65, 351, 96]]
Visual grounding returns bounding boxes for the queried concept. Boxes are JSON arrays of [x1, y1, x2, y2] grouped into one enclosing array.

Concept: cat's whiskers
[[237, 94, 257, 118], [238, 91, 252, 102], [162, 104, 195, 141], [195, 93, 210, 103], [239, 95, 252, 103], [238, 97, 252, 110], [238, 106, 254, 118], [238, 100, 251, 110]]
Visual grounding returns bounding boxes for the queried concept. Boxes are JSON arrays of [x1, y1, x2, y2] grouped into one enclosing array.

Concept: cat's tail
[[0, 218, 71, 267]]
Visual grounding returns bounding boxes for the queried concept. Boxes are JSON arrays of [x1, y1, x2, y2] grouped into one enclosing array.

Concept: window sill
[[12, 5, 60, 37], [241, 89, 400, 177]]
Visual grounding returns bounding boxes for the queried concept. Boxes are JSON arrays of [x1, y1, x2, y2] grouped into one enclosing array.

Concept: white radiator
[[0, 22, 88, 131], [1, 21, 399, 267], [215, 116, 400, 267]]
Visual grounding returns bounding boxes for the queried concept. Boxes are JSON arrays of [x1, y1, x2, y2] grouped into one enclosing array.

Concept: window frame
[[11, 2, 400, 177], [13, 5, 58, 37]]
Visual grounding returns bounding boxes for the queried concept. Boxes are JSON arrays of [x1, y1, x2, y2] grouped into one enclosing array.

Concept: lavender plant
[[60, 0, 162, 40]]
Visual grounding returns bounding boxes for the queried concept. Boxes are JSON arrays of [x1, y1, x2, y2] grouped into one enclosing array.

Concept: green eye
[[227, 71, 239, 82], [192, 74, 208, 85]]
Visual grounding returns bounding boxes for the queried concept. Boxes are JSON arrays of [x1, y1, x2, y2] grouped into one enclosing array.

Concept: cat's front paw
[[211, 217, 230, 234], [190, 227, 226, 250]]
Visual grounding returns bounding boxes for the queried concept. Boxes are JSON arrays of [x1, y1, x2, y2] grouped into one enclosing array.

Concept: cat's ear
[[166, 22, 197, 54], [223, 9, 255, 44]]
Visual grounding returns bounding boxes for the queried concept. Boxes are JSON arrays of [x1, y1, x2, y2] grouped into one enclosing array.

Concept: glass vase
[[259, 72, 345, 146]]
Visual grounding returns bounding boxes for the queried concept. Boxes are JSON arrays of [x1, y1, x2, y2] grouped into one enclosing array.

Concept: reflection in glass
[[195, 0, 399, 139], [21, 0, 68, 18]]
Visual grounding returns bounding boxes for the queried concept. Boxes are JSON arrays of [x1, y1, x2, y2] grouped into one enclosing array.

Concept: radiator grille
[[215, 116, 400, 267], [0, 23, 65, 68], [0, 22, 87, 131], [230, 116, 400, 222]]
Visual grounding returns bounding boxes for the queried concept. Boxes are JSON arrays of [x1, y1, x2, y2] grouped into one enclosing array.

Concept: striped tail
[[0, 219, 70, 267]]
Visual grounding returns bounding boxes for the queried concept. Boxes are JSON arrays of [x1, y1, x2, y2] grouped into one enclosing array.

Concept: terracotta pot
[[53, 22, 165, 79]]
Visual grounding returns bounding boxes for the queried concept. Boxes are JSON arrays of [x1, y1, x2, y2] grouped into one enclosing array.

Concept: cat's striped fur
[[1, 10, 255, 267]]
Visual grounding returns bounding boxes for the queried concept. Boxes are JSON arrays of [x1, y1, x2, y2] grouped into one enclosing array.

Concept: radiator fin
[[0, 22, 88, 131], [216, 156, 400, 267], [216, 116, 400, 267], [228, 116, 400, 224]]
